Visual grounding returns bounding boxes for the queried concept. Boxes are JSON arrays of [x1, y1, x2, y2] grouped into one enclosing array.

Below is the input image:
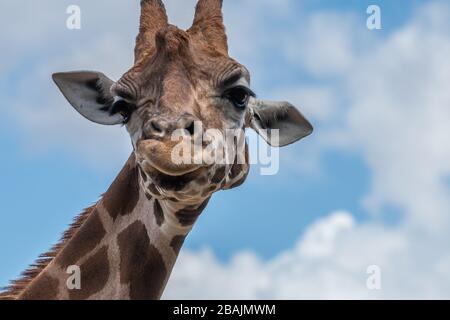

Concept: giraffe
[[0, 0, 313, 300]]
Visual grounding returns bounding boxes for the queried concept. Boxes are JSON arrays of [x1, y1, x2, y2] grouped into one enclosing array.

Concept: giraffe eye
[[224, 86, 255, 110], [110, 99, 134, 124]]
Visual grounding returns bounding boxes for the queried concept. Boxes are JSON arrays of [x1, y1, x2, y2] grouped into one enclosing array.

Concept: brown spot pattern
[[211, 166, 226, 184], [229, 172, 248, 189], [229, 162, 243, 181], [153, 200, 165, 226], [103, 158, 140, 221], [175, 198, 210, 226], [170, 235, 186, 255], [56, 209, 106, 268], [69, 246, 110, 300], [118, 221, 167, 300], [197, 176, 208, 185], [148, 183, 161, 196], [139, 167, 148, 182], [227, 143, 250, 190], [19, 275, 59, 300], [202, 185, 217, 198]]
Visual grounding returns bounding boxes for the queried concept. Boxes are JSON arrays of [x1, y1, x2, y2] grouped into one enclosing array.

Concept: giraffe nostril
[[150, 120, 163, 134], [185, 120, 195, 136], [144, 116, 198, 140], [178, 114, 199, 136], [144, 119, 168, 140]]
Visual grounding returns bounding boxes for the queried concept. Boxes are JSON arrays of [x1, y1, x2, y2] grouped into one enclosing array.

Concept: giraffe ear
[[52, 71, 125, 125], [248, 99, 313, 147]]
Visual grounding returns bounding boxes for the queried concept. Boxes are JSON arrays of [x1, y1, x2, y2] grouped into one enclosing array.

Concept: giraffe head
[[52, 0, 313, 203]]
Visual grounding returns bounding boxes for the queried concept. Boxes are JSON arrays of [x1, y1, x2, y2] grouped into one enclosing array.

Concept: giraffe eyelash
[[222, 86, 256, 109], [110, 99, 135, 124]]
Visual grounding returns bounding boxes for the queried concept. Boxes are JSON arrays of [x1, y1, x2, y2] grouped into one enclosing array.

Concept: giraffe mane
[[0, 202, 99, 299]]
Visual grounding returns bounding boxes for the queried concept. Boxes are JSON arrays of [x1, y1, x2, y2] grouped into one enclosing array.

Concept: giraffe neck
[[17, 154, 209, 300]]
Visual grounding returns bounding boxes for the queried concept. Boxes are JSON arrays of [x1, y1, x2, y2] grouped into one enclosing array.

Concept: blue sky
[[1, 0, 450, 299]]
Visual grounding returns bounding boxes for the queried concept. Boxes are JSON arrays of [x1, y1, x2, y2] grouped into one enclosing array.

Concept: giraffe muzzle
[[136, 139, 203, 177]]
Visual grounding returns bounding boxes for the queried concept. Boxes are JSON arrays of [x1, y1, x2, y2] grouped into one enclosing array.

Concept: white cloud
[[164, 211, 433, 299], [276, 0, 450, 232], [298, 211, 354, 258], [342, 2, 450, 232], [164, 211, 356, 300], [277, 86, 338, 122], [285, 12, 359, 76], [165, 210, 450, 299]]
